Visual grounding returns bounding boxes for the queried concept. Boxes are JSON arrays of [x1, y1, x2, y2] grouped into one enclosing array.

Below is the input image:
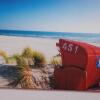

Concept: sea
[[0, 29, 100, 43]]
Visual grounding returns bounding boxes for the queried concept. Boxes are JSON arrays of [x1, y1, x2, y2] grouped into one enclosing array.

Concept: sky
[[0, 0, 100, 33]]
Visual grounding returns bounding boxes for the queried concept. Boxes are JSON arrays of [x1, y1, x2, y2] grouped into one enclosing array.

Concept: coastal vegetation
[[33, 51, 46, 67], [8, 47, 46, 88], [0, 49, 9, 63], [11, 54, 34, 88], [50, 55, 62, 68], [22, 47, 46, 67], [0, 47, 60, 89]]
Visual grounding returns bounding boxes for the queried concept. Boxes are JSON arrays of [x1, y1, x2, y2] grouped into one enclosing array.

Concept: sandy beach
[[0, 35, 59, 62], [0, 35, 100, 90], [0, 35, 100, 61], [0, 35, 59, 88]]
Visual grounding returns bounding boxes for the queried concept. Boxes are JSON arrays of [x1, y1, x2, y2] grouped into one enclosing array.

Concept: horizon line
[[0, 28, 100, 34]]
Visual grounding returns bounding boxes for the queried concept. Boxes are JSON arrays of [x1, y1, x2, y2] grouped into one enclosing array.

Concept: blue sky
[[0, 0, 100, 33]]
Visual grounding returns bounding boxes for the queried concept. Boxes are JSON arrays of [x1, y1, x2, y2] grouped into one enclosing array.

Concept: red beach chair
[[54, 39, 100, 90]]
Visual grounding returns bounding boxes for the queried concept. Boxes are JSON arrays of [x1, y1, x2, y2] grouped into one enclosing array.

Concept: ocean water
[[0, 30, 100, 43]]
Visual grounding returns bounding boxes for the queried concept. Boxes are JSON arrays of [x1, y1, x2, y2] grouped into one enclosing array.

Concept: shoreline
[[0, 35, 59, 61], [0, 34, 59, 40]]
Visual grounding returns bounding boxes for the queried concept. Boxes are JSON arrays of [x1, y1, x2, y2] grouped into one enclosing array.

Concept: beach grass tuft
[[50, 55, 62, 67], [0, 49, 9, 63], [7, 48, 47, 88], [11, 54, 35, 89], [32, 51, 46, 67]]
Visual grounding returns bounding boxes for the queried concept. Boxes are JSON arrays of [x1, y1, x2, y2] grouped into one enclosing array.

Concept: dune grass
[[11, 54, 35, 89], [50, 55, 62, 67], [33, 51, 46, 67], [0, 49, 9, 63], [5, 47, 46, 88], [1, 47, 56, 89]]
